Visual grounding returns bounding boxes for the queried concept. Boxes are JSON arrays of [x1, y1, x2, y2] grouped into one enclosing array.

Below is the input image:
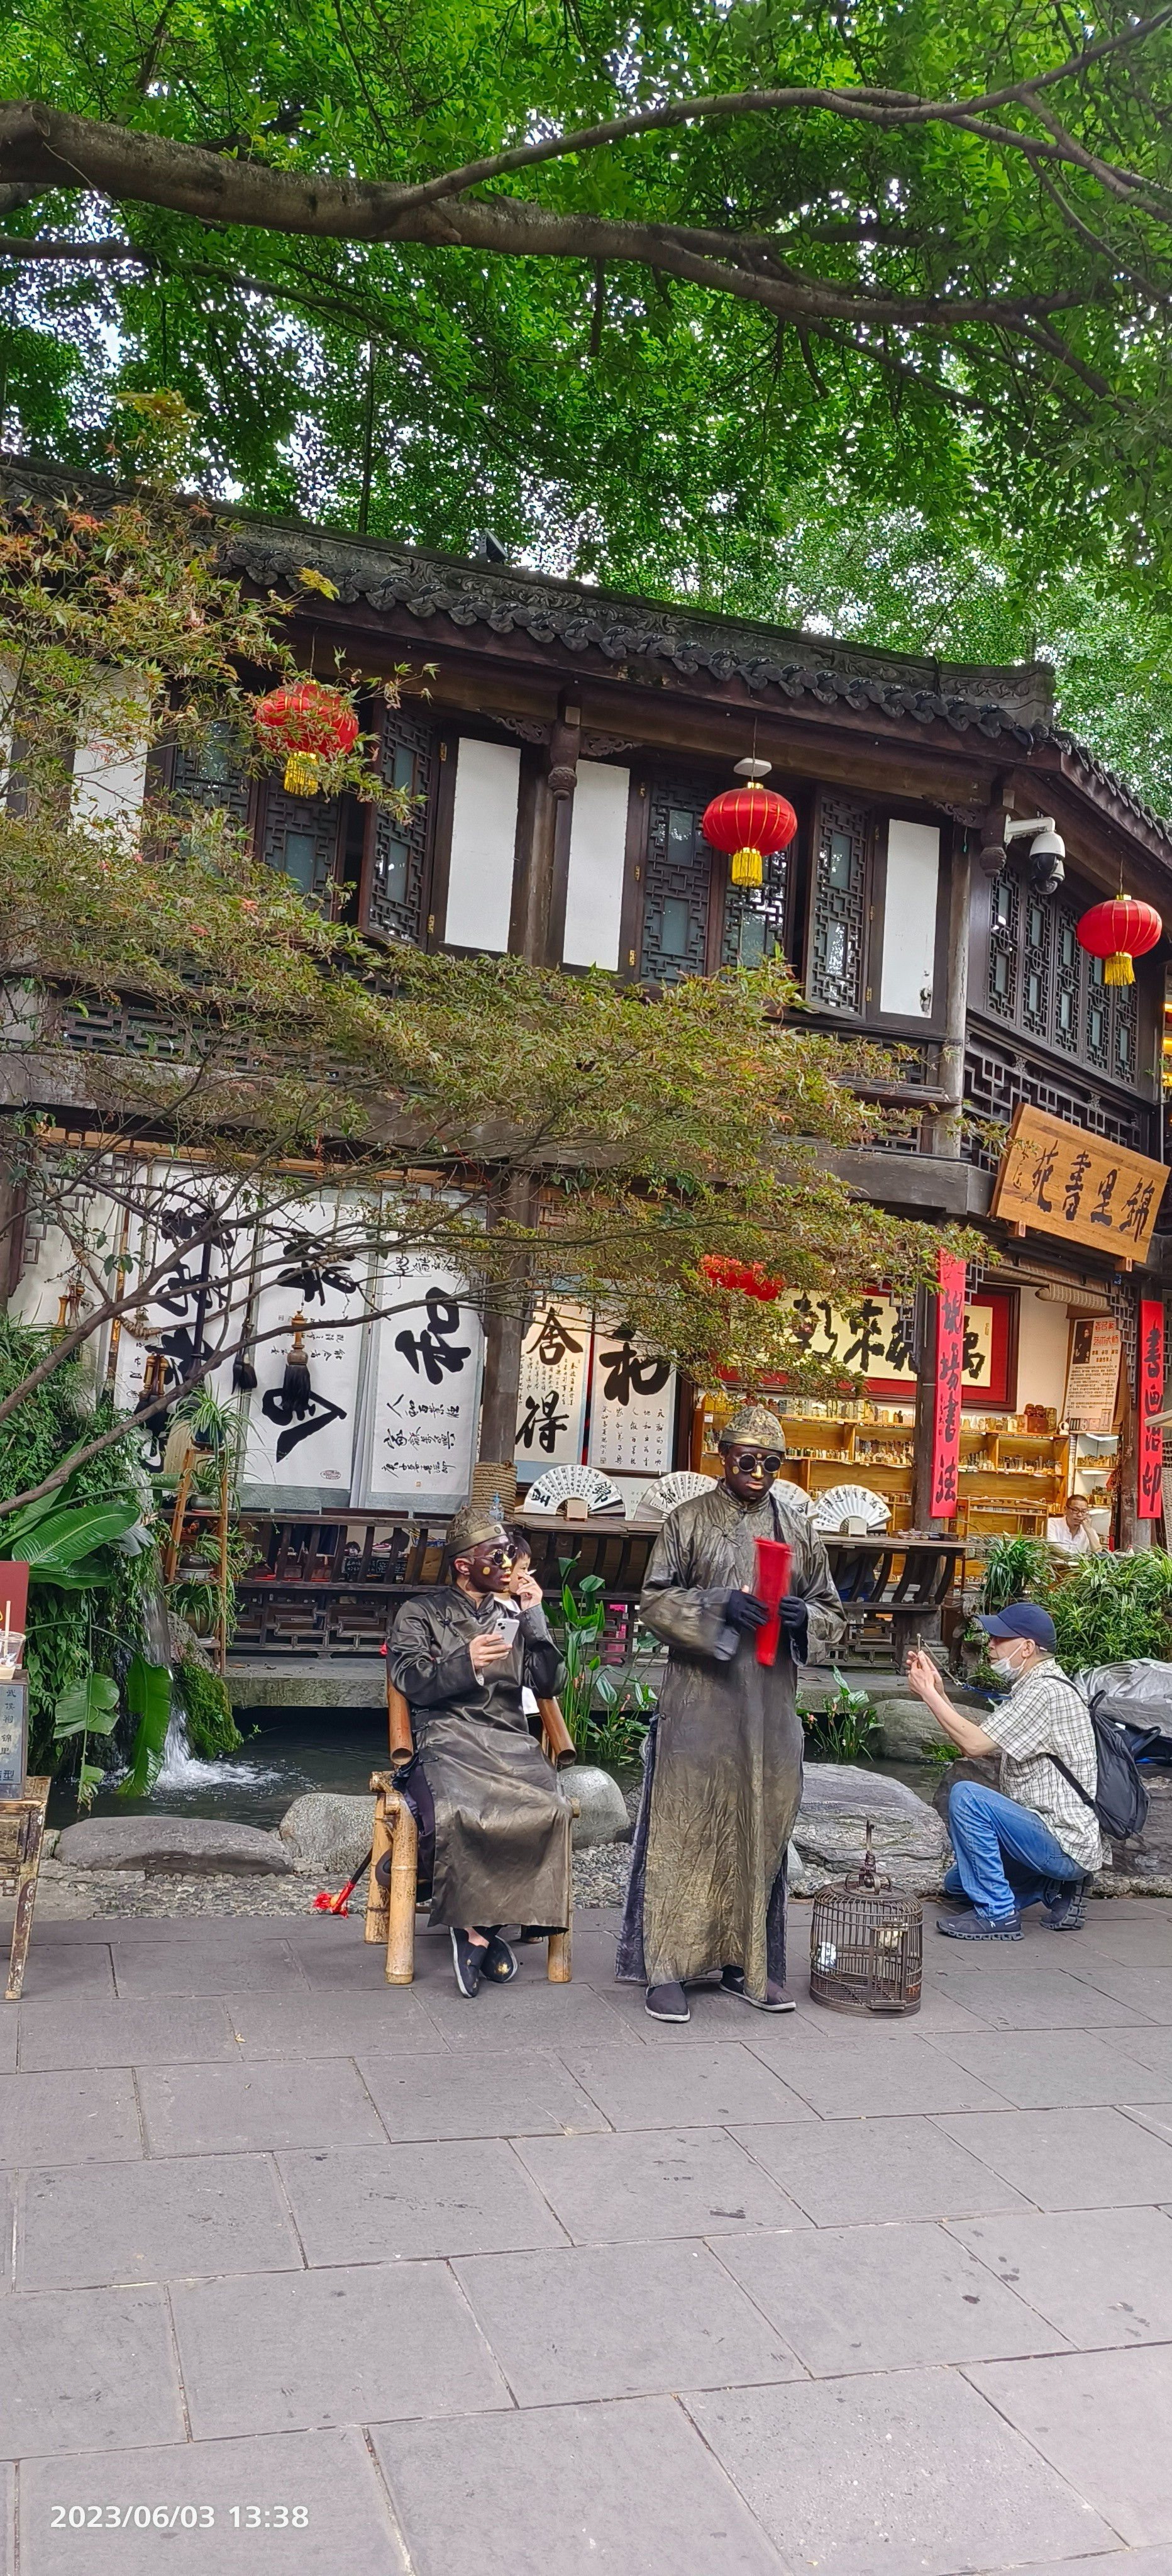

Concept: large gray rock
[[931, 1757, 1000, 1829], [280, 1793, 373, 1875], [563, 1765, 629, 1849], [55, 1816, 291, 1876], [876, 1697, 953, 1760], [793, 1763, 949, 1895]]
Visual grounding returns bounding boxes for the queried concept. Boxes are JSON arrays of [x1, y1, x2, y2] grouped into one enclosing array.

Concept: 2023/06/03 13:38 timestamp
[[49, 2506, 310, 2531]]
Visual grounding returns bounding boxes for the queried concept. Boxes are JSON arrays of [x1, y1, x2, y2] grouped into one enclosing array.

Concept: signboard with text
[[514, 1301, 591, 1482], [989, 1104, 1165, 1261], [931, 1252, 966, 1518], [1139, 1298, 1164, 1521], [1064, 1317, 1122, 1435], [0, 1676, 28, 1798], [587, 1326, 677, 1478]]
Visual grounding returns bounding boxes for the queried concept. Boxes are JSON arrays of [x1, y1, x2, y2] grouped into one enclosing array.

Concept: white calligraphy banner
[[238, 1198, 371, 1506], [778, 1291, 993, 1389], [360, 1256, 484, 1507], [587, 1324, 677, 1477], [112, 1165, 251, 1417], [514, 1300, 591, 1481]]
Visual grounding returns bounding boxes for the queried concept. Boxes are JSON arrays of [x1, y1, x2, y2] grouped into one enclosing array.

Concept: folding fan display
[[639, 1470, 713, 1521], [524, 1464, 626, 1515], [811, 1483, 892, 1534]]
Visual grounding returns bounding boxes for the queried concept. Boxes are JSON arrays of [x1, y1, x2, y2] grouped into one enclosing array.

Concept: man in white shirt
[[906, 1601, 1100, 1940], [1046, 1494, 1101, 1555]]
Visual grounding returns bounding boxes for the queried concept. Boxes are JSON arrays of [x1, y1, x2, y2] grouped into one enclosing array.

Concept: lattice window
[[639, 775, 715, 984], [260, 782, 342, 910], [808, 793, 868, 1013], [1054, 908, 1081, 1055], [1021, 891, 1051, 1037], [170, 721, 252, 829], [1113, 974, 1138, 1085], [56, 996, 260, 1068], [1085, 952, 1110, 1070], [363, 705, 436, 945], [721, 852, 789, 970], [987, 873, 1019, 1021], [963, 1035, 1152, 1171]]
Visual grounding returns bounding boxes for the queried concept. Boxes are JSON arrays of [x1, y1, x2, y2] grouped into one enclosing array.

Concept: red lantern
[[700, 785, 798, 889], [1076, 897, 1162, 987], [255, 679, 358, 797]]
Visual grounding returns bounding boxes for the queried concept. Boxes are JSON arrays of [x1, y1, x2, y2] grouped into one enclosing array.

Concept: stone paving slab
[[5, 1894, 1172, 2573]]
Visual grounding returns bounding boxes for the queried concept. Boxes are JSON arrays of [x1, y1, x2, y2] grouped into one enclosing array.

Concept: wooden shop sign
[[989, 1105, 1166, 1262]]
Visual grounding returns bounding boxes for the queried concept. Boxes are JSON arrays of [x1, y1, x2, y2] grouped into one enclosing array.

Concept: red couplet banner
[[1138, 1297, 1164, 1522], [931, 1252, 966, 1518]]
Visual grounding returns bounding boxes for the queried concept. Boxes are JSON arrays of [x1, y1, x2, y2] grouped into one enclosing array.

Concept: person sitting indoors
[[905, 1602, 1100, 1941], [1046, 1492, 1102, 1555], [386, 1507, 572, 1997]]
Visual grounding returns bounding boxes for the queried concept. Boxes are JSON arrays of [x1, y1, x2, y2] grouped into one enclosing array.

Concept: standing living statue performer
[[617, 1406, 844, 2021], [386, 1508, 572, 1999]]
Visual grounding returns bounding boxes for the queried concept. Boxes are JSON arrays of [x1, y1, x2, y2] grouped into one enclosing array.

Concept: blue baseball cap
[[976, 1602, 1056, 1651]]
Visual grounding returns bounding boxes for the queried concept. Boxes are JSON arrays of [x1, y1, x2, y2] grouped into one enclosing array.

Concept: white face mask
[[989, 1649, 1024, 1680]]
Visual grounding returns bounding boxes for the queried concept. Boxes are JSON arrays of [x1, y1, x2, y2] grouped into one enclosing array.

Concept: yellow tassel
[[1104, 952, 1134, 985], [730, 845, 763, 887], [283, 750, 321, 796]]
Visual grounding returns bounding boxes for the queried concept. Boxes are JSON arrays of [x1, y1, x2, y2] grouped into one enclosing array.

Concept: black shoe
[[937, 1909, 1022, 1941], [1045, 1878, 1090, 1931], [478, 1933, 519, 1982], [450, 1929, 483, 1996], [646, 1981, 690, 2022], [720, 1967, 797, 2012]]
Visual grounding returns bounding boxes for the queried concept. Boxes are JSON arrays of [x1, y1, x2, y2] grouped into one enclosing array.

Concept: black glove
[[778, 1595, 808, 1633], [724, 1589, 770, 1632]]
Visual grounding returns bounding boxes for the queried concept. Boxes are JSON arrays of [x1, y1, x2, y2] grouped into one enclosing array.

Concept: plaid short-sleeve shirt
[[980, 1657, 1102, 1873]]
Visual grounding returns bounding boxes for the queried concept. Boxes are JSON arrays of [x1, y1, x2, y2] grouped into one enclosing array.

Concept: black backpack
[[1049, 1714, 1150, 1843]]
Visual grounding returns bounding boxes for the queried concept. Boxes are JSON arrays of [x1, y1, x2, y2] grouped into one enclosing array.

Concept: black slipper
[[479, 1933, 519, 1982]]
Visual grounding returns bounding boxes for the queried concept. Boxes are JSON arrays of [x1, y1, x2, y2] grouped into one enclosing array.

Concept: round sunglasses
[[727, 1450, 785, 1473]]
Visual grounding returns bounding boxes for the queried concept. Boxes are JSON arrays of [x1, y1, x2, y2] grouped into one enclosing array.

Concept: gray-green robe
[[387, 1586, 572, 1931], [617, 1481, 844, 1994]]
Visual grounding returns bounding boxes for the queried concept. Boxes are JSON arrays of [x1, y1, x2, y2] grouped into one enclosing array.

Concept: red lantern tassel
[[1104, 952, 1134, 986], [753, 1537, 792, 1668]]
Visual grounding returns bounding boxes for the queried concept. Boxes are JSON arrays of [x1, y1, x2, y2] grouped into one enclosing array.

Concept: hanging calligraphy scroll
[[360, 1256, 484, 1507], [778, 1289, 1000, 1397], [239, 1197, 370, 1506], [514, 1301, 591, 1481], [1064, 1318, 1122, 1435], [931, 1252, 966, 1518], [587, 1324, 677, 1477], [1138, 1298, 1165, 1521], [113, 1165, 246, 1416], [989, 1104, 1166, 1260]]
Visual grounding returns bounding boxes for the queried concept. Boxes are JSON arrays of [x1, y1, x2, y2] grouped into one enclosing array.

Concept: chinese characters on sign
[[241, 1198, 368, 1502], [931, 1252, 966, 1517], [1138, 1298, 1164, 1522], [514, 1301, 590, 1479], [0, 1677, 28, 1797], [587, 1325, 677, 1477], [363, 1258, 483, 1506], [989, 1105, 1166, 1260], [1063, 1318, 1122, 1436], [779, 1292, 993, 1390]]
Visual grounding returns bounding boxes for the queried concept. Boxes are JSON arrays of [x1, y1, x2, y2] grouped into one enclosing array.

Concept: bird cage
[[809, 1823, 922, 2017]]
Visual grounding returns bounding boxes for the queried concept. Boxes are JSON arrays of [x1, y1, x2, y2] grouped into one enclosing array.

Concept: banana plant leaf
[[31, 1549, 121, 1592], [52, 1672, 121, 1740], [119, 1657, 172, 1798], [7, 1501, 141, 1574]]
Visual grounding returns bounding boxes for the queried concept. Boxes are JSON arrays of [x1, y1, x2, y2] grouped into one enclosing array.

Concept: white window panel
[[563, 760, 630, 969], [879, 819, 940, 1016], [72, 670, 149, 833], [443, 737, 520, 951]]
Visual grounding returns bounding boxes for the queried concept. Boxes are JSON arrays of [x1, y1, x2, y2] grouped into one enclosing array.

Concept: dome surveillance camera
[[1028, 824, 1066, 862]]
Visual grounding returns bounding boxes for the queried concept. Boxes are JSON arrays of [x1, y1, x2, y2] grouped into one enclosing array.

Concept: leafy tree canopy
[[3, 0, 1172, 604]]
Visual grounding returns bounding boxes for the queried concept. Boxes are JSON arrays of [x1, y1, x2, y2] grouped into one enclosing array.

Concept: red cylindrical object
[[753, 1536, 792, 1667]]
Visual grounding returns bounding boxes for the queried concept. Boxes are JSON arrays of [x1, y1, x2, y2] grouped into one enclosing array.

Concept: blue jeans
[[946, 1780, 1085, 1921]]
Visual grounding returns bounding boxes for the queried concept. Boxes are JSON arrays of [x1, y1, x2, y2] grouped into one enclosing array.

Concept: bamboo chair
[[1, 1777, 50, 2002], [365, 1678, 577, 1985]]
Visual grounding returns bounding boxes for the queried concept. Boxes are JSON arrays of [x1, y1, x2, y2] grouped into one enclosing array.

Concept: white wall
[[563, 760, 630, 969], [71, 670, 149, 833], [443, 738, 520, 951], [879, 819, 940, 1017], [1015, 1288, 1071, 1414]]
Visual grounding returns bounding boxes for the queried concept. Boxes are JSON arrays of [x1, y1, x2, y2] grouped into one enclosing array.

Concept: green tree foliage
[[3, 1, 1172, 595]]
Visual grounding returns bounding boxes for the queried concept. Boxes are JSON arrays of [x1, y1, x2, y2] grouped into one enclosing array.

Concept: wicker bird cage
[[809, 1824, 922, 2017]]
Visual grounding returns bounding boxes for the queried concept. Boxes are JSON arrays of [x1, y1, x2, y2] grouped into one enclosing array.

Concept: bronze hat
[[446, 1505, 509, 1558], [719, 1402, 787, 1452]]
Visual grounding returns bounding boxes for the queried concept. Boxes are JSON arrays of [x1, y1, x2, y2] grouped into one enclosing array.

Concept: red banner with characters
[[1138, 1297, 1164, 1522], [931, 1252, 966, 1518]]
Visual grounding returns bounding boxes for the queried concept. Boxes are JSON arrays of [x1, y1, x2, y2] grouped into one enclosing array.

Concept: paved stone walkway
[[3, 1897, 1172, 2575]]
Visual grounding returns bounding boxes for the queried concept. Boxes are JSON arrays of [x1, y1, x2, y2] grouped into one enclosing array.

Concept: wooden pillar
[[911, 1282, 939, 1541], [931, 833, 972, 1159]]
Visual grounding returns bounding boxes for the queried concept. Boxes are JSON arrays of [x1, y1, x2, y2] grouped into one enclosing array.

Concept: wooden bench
[[1, 1777, 50, 2002], [363, 1683, 575, 1985]]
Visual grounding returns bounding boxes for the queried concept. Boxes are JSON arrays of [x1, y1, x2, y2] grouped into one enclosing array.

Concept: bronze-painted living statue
[[617, 1404, 844, 2021], [386, 1507, 572, 1997]]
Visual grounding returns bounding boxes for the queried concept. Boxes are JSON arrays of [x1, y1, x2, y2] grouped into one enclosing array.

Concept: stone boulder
[[563, 1765, 630, 1849], [876, 1697, 954, 1761], [931, 1757, 1000, 1830], [792, 1762, 949, 1896], [1105, 1776, 1172, 1895], [279, 1793, 373, 1875], [55, 1816, 291, 1877]]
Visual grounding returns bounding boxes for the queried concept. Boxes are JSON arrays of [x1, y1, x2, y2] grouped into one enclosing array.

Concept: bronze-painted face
[[456, 1541, 517, 1596], [719, 1441, 782, 1504]]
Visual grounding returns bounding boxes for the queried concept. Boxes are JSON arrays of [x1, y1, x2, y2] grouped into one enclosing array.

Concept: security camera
[[1027, 823, 1066, 862]]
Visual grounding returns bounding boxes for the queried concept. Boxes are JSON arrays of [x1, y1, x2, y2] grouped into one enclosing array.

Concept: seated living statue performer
[[617, 1405, 844, 2021], [386, 1507, 572, 1999]]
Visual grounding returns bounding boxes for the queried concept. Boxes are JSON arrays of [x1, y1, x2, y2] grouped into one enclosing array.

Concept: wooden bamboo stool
[[364, 1681, 576, 1984], [1, 1777, 50, 2002]]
